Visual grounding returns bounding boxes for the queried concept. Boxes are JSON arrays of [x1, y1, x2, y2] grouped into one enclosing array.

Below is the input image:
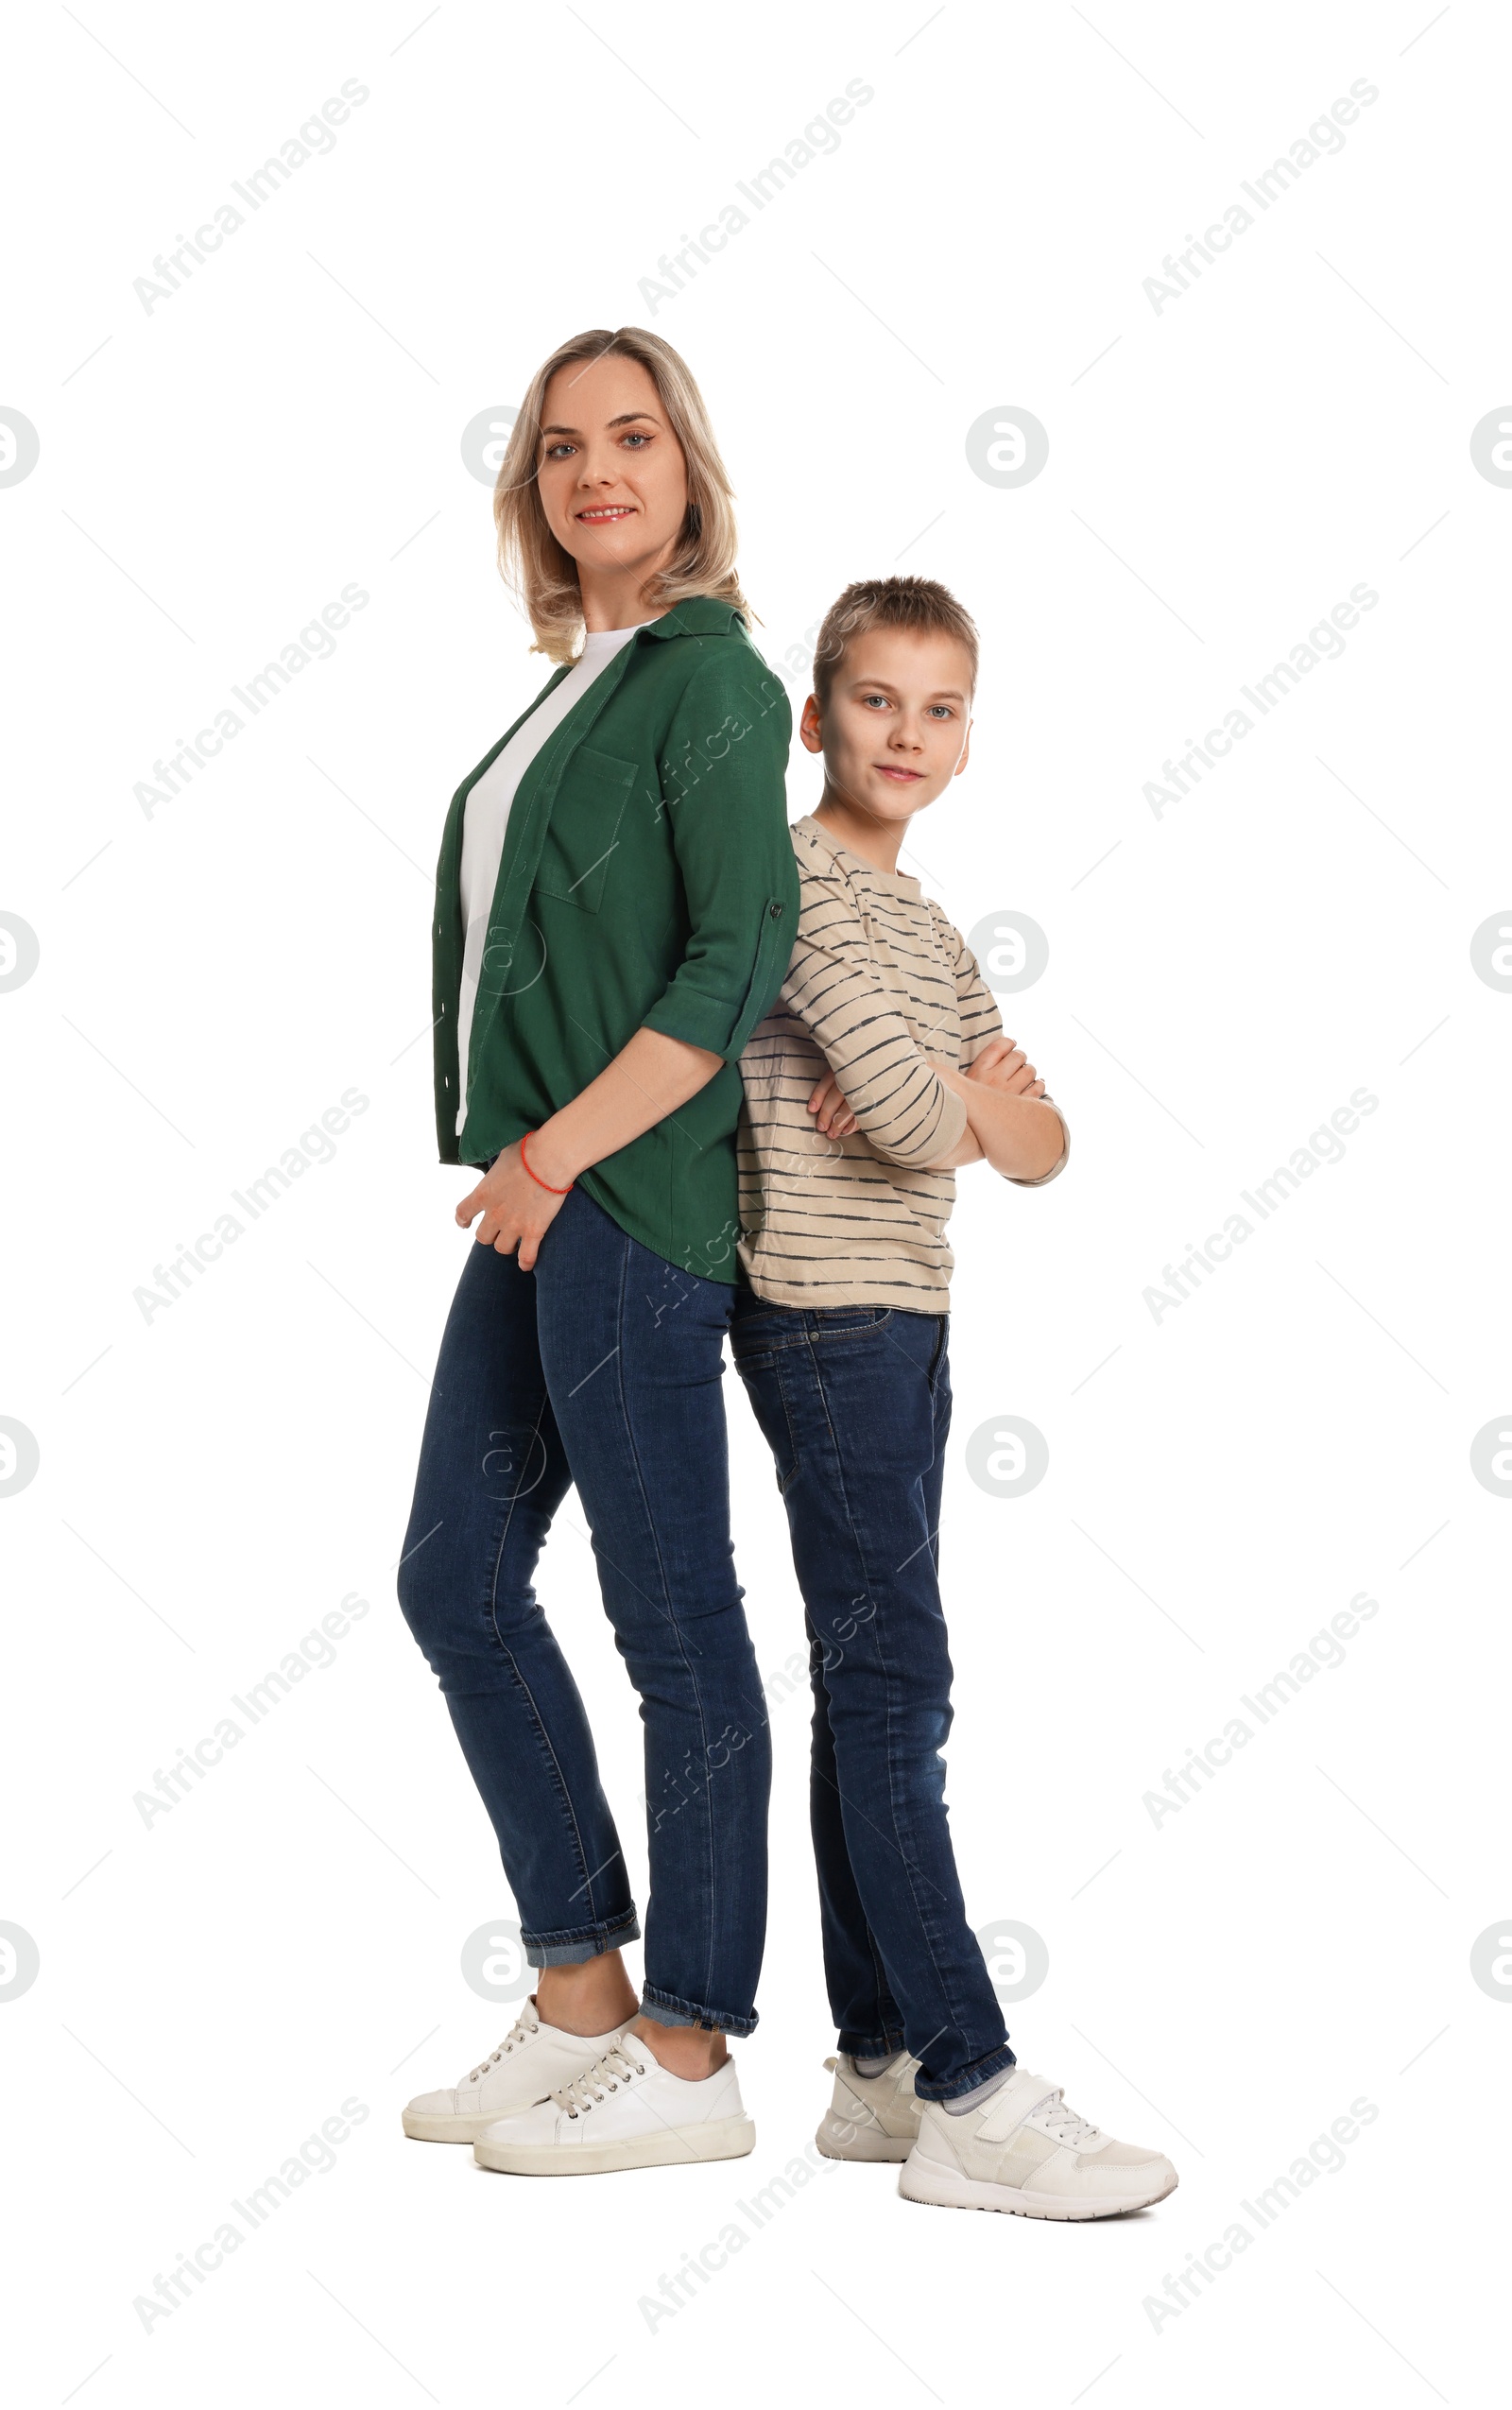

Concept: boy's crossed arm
[[928, 1040, 1067, 1181], [783, 924, 971, 1169], [808, 1033, 1067, 1184]]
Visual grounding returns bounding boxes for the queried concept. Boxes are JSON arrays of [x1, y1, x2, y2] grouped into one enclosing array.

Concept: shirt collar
[[796, 812, 924, 899], [641, 596, 748, 640]]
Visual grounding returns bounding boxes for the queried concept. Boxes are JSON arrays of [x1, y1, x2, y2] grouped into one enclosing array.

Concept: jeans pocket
[[729, 1300, 800, 1371], [809, 1305, 895, 1360]]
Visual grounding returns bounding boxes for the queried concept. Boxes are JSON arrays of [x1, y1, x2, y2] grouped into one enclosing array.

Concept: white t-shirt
[[455, 619, 649, 1133]]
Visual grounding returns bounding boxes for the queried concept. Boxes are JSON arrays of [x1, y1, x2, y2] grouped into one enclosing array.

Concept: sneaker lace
[[1034, 2087, 1102, 2148], [467, 2009, 533, 2086], [550, 2041, 646, 2119]]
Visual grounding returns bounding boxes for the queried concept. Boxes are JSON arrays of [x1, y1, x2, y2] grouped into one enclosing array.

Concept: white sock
[[852, 2054, 893, 2076], [942, 2064, 1014, 2115]]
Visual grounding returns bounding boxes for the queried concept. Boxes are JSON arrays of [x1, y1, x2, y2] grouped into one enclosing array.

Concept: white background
[[4, 2, 1508, 2403]]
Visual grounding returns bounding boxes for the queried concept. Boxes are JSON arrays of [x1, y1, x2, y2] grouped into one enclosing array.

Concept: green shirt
[[432, 598, 799, 1282]]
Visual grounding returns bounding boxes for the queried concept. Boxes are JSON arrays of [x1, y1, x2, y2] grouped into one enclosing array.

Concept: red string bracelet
[[520, 1131, 574, 1195]]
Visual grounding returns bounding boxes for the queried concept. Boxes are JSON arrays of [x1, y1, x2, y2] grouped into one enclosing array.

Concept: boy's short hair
[[812, 575, 979, 710]]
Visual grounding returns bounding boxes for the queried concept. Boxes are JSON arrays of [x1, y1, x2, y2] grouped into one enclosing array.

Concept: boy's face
[[800, 627, 973, 828]]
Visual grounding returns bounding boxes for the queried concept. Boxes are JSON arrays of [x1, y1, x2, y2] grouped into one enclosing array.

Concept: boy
[[734, 577, 1177, 2218]]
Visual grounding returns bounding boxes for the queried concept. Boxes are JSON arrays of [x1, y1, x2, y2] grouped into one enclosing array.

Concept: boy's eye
[[860, 693, 890, 710], [926, 704, 954, 719]]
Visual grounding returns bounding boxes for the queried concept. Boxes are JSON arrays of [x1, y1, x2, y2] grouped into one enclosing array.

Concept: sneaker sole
[[473, 2115, 757, 2177], [815, 2111, 916, 2164], [899, 2153, 1178, 2220], [403, 2109, 513, 2143]]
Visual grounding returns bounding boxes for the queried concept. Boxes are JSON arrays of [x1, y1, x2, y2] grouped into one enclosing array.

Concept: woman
[[397, 329, 798, 2177]]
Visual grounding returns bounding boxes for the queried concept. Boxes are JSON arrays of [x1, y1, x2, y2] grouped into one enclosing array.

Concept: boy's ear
[[799, 693, 825, 755], [953, 717, 972, 779]]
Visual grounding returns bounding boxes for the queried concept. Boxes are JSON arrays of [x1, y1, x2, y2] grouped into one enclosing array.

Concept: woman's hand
[[451, 1032, 723, 1268], [455, 1141, 569, 1270]]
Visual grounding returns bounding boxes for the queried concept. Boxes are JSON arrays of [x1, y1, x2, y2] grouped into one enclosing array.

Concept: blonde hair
[[493, 327, 747, 663], [813, 576, 980, 708]]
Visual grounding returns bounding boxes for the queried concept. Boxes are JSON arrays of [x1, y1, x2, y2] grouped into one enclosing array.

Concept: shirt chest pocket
[[535, 744, 637, 915]]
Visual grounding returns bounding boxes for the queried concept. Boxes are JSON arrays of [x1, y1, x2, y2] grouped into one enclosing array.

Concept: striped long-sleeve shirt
[[736, 816, 1068, 1310]]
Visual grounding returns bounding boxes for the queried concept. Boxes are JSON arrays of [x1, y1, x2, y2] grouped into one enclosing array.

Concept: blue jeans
[[730, 1292, 1015, 2101], [398, 1189, 767, 2035]]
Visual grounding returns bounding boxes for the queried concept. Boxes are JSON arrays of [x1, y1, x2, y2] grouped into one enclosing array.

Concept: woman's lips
[[576, 506, 635, 523]]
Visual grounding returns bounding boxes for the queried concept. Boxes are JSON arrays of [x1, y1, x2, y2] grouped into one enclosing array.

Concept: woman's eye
[[543, 441, 576, 461], [621, 430, 651, 448]]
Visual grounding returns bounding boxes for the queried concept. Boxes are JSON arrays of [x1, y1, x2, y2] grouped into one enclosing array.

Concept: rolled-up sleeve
[[640, 656, 799, 1061]]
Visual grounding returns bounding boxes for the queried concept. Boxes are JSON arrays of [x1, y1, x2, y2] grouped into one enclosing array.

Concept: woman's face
[[536, 353, 689, 593]]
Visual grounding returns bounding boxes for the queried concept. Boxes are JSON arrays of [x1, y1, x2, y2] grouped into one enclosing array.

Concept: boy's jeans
[[730, 1289, 1016, 2101], [398, 1188, 768, 2036]]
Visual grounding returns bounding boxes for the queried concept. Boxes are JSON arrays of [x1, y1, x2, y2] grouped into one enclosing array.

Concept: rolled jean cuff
[[913, 2040, 1018, 2105], [837, 2026, 906, 2063], [523, 1906, 640, 1968], [640, 1983, 759, 2040]]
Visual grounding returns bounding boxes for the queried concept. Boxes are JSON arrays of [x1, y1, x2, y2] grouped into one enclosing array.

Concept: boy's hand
[[806, 1070, 858, 1139], [966, 1033, 1046, 1100]]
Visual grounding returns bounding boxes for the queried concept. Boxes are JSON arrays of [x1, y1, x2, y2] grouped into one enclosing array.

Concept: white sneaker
[[816, 2052, 923, 2162], [473, 2040, 756, 2176], [401, 1998, 634, 2143], [900, 2068, 1178, 2220]]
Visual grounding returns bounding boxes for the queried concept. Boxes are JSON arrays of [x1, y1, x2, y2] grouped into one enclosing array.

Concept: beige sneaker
[[473, 2041, 755, 2176], [899, 2068, 1177, 2220], [401, 1998, 634, 2143], [816, 2052, 923, 2162]]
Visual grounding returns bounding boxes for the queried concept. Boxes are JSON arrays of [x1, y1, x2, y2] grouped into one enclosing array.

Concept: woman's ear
[[799, 694, 825, 755]]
